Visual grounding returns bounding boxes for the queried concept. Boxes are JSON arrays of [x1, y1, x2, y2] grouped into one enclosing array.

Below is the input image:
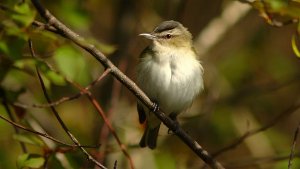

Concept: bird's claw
[[152, 102, 159, 112], [168, 120, 180, 134]]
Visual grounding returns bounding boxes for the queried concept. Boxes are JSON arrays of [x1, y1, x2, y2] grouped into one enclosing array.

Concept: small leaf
[[11, 3, 36, 27], [53, 45, 90, 85], [45, 71, 66, 86], [291, 34, 300, 58], [0, 41, 9, 55], [17, 154, 45, 169], [13, 133, 44, 147]]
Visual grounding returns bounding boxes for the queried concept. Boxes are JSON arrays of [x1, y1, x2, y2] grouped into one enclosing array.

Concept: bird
[[136, 20, 204, 149]]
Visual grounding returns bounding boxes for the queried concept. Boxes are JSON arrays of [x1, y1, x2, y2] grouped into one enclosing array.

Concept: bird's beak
[[139, 33, 156, 40]]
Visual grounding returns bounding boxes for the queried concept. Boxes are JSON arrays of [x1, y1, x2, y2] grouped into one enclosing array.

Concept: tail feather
[[139, 125, 160, 149]]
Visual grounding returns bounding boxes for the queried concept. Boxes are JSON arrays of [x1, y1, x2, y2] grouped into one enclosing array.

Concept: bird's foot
[[152, 102, 159, 112], [168, 119, 180, 134]]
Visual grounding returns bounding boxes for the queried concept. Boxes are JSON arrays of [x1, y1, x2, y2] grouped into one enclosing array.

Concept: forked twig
[[29, 40, 107, 169], [30, 0, 224, 168]]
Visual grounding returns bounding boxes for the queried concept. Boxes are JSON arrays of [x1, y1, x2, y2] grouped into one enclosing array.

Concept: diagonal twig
[[29, 40, 107, 169], [211, 103, 300, 158], [0, 113, 97, 148], [1, 91, 28, 153], [288, 122, 300, 169], [13, 65, 110, 109], [30, 1, 225, 168], [28, 38, 134, 168]]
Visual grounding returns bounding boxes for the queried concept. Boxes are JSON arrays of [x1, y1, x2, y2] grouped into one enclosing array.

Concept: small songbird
[[136, 20, 204, 149]]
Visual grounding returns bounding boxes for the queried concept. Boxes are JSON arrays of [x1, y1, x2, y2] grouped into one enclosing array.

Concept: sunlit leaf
[[87, 38, 116, 55], [57, 0, 90, 29], [0, 41, 9, 55], [17, 154, 45, 169], [13, 133, 44, 146], [53, 45, 90, 85], [291, 34, 300, 58], [45, 71, 66, 86], [11, 3, 36, 27]]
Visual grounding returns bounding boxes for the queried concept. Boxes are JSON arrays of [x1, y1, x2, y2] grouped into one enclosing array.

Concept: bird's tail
[[139, 125, 160, 149]]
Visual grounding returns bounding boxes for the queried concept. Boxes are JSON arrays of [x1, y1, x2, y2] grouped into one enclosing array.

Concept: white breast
[[137, 46, 204, 115]]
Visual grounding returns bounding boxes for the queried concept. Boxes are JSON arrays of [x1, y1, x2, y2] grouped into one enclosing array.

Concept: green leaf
[[13, 133, 44, 147], [17, 154, 45, 169], [0, 36, 27, 60], [0, 41, 9, 55], [57, 0, 90, 29], [11, 3, 36, 27], [87, 38, 116, 55], [45, 71, 66, 86], [291, 34, 300, 58], [53, 45, 90, 85]]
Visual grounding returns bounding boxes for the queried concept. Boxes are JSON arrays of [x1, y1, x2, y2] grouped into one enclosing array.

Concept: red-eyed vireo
[[137, 20, 204, 149]]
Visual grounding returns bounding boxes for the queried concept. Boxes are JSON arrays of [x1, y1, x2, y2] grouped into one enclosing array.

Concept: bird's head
[[139, 20, 193, 48]]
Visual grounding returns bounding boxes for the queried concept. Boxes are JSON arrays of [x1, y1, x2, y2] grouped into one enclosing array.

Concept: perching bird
[[136, 20, 204, 149]]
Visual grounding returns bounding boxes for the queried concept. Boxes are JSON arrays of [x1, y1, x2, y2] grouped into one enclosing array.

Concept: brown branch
[[96, 60, 127, 166], [288, 122, 300, 169], [211, 102, 300, 158], [1, 90, 27, 153], [13, 67, 110, 109], [239, 0, 298, 27], [80, 85, 135, 169], [32, 20, 61, 35], [224, 152, 300, 169], [29, 40, 107, 169], [28, 40, 133, 168], [30, 0, 225, 168], [0, 113, 96, 148]]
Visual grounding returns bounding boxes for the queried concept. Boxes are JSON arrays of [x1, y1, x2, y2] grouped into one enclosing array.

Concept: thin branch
[[32, 20, 61, 35], [81, 86, 135, 169], [96, 60, 127, 165], [239, 0, 298, 27], [0, 113, 96, 148], [29, 37, 129, 167], [12, 67, 110, 109], [29, 40, 107, 169], [31, 51, 134, 168], [224, 152, 300, 169], [288, 123, 300, 169], [211, 102, 300, 158], [30, 1, 224, 168], [1, 91, 27, 153]]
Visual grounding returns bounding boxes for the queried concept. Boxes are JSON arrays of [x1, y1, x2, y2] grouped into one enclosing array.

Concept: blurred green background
[[1, 0, 300, 169]]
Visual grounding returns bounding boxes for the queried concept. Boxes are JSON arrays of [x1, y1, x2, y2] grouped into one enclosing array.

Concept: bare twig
[[29, 40, 107, 169], [114, 160, 118, 169], [13, 67, 110, 109], [211, 103, 300, 158], [96, 60, 127, 165], [63, 76, 135, 169], [288, 123, 300, 169], [28, 39, 133, 168], [1, 91, 27, 153], [224, 152, 300, 169], [239, 0, 298, 27], [30, 0, 224, 168], [0, 113, 96, 148]]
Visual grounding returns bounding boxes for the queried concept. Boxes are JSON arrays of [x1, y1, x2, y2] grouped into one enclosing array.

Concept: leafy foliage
[[0, 0, 300, 169]]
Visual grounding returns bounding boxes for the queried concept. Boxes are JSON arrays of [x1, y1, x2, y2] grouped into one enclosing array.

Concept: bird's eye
[[166, 34, 172, 39]]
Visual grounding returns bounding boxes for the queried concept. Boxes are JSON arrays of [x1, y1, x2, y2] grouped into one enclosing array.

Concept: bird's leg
[[168, 112, 180, 134]]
